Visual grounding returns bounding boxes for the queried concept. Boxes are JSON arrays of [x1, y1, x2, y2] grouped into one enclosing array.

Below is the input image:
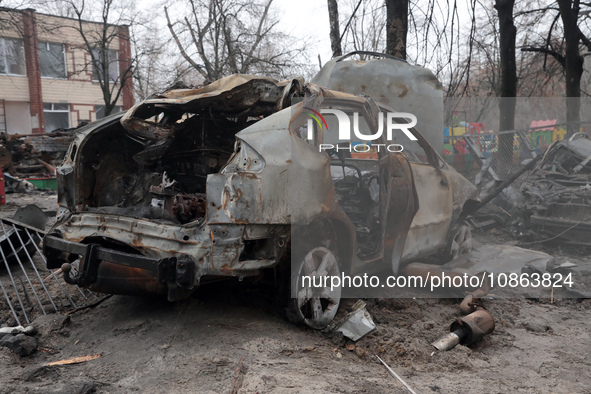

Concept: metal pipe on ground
[[432, 307, 495, 351]]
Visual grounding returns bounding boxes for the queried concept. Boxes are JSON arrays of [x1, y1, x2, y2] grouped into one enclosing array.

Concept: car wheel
[[288, 246, 342, 329], [449, 224, 473, 260]]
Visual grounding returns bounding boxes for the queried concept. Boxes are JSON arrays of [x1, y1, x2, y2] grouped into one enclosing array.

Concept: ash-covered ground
[[0, 192, 589, 394]]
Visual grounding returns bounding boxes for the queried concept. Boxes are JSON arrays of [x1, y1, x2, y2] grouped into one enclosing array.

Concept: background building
[[0, 7, 133, 134]]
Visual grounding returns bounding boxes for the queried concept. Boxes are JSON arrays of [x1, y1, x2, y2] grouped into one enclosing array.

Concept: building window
[[39, 42, 66, 79], [92, 49, 119, 83], [95, 104, 122, 119], [44, 103, 69, 132], [0, 37, 26, 75]]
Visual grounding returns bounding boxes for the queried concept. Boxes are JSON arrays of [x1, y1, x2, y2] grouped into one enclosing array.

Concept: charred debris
[[0, 127, 76, 192], [470, 132, 591, 249], [0, 67, 587, 356]]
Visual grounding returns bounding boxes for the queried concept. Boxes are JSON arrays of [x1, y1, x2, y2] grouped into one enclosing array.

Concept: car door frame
[[376, 103, 455, 265]]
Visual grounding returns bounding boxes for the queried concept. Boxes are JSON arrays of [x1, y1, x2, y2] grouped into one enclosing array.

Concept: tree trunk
[[385, 0, 408, 59], [557, 0, 583, 135], [494, 0, 517, 169], [327, 0, 342, 57]]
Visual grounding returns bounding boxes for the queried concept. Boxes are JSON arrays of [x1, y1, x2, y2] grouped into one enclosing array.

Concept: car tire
[[287, 246, 342, 330], [447, 224, 473, 260]]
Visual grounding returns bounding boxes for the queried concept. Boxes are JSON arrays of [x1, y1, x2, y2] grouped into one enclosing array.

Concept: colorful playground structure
[[443, 118, 584, 174]]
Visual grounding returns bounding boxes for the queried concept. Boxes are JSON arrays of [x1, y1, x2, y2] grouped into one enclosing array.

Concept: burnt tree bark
[[557, 0, 583, 134], [327, 0, 342, 57], [385, 0, 408, 59], [494, 0, 517, 167]]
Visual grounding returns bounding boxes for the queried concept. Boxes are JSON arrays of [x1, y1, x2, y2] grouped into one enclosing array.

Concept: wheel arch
[[289, 214, 356, 274]]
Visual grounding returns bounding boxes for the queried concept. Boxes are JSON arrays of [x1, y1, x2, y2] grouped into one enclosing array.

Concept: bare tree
[[495, 0, 516, 162], [130, 22, 188, 101], [557, 0, 584, 131], [521, 0, 591, 132], [165, 0, 306, 82], [0, 5, 27, 34], [327, 0, 342, 57], [331, 0, 463, 74], [385, 0, 409, 59], [62, 0, 135, 116], [18, 0, 139, 116], [444, 1, 567, 99]]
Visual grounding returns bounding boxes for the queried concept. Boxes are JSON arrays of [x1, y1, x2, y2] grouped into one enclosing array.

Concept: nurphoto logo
[[304, 108, 418, 153]]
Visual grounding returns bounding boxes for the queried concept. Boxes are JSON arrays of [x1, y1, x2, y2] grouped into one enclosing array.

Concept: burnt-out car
[[520, 133, 591, 246], [43, 74, 478, 329]]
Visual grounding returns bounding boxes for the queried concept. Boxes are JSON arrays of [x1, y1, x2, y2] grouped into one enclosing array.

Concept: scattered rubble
[[31, 314, 70, 338], [0, 333, 38, 356], [520, 133, 591, 245], [4, 173, 38, 194], [523, 320, 552, 333], [0, 127, 75, 192], [0, 325, 36, 337], [327, 300, 376, 341], [0, 129, 73, 177], [444, 244, 554, 275], [467, 131, 591, 250]]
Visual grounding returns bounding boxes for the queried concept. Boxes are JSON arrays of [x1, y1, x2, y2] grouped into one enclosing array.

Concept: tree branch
[[164, 6, 207, 79], [521, 46, 566, 67]]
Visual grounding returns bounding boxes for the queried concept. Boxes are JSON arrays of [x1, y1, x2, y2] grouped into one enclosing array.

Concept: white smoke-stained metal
[[312, 51, 445, 155]]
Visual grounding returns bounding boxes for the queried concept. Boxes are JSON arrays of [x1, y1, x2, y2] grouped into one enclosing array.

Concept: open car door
[[379, 138, 419, 274]]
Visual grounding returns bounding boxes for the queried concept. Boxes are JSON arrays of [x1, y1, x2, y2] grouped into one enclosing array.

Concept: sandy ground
[[0, 192, 589, 394]]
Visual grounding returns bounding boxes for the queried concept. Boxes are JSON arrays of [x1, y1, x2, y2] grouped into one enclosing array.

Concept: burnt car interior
[[313, 107, 383, 259], [521, 135, 591, 207], [330, 158, 381, 258], [305, 101, 445, 260], [76, 108, 262, 225]]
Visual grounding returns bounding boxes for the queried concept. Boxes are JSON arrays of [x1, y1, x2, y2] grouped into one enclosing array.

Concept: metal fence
[[0, 218, 98, 326]]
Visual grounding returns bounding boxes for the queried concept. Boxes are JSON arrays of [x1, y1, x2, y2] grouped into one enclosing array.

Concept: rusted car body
[[43, 74, 478, 328]]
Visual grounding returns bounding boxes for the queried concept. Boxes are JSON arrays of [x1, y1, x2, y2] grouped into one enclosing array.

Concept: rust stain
[[210, 230, 215, 269], [219, 263, 233, 274]]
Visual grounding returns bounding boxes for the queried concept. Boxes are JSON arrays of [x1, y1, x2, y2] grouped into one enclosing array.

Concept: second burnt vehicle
[[43, 72, 478, 329]]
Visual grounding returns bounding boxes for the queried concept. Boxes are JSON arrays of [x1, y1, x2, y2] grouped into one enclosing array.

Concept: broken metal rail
[[0, 217, 98, 326], [462, 129, 538, 183]]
